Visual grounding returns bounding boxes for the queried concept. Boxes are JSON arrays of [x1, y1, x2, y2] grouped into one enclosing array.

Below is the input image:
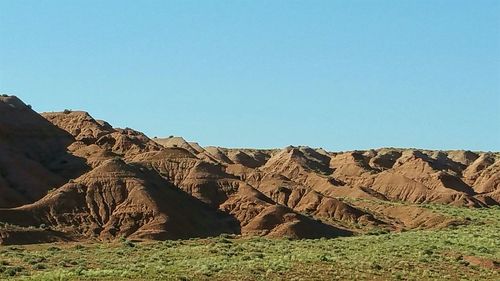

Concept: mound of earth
[[0, 158, 239, 242], [0, 96, 88, 207], [0, 95, 498, 244], [219, 184, 352, 238]]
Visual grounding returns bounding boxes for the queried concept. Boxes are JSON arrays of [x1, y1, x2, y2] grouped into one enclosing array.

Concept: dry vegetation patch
[[0, 204, 498, 280]]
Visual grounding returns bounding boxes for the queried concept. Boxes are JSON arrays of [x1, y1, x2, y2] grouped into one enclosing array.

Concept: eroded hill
[[0, 95, 498, 244]]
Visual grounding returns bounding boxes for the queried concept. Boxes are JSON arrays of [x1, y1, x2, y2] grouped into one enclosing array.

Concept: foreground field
[[0, 204, 498, 281]]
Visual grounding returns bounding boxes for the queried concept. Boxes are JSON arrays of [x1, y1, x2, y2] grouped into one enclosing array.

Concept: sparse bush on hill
[[32, 263, 46, 270], [123, 240, 135, 248]]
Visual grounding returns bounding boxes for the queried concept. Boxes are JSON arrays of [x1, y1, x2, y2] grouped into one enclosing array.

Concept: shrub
[[123, 240, 135, 248], [47, 246, 61, 252], [366, 228, 390, 235], [370, 263, 383, 270], [63, 109, 71, 114], [217, 237, 232, 244], [33, 263, 46, 270], [26, 256, 46, 265], [74, 266, 85, 276], [218, 233, 234, 239], [422, 249, 433, 255], [318, 254, 332, 262], [5, 268, 16, 276]]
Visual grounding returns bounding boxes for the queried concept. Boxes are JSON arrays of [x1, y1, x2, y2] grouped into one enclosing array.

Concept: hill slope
[[0, 95, 498, 244]]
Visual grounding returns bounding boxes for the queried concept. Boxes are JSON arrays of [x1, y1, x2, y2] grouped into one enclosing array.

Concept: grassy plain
[[0, 203, 498, 280]]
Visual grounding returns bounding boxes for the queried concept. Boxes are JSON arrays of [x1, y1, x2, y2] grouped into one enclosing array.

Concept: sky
[[1, 1, 499, 151]]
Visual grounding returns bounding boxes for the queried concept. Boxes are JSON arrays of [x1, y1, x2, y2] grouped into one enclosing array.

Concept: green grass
[[0, 204, 498, 280]]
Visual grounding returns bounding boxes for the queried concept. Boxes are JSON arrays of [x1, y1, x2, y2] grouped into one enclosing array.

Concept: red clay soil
[[463, 256, 500, 270], [0, 95, 498, 244]]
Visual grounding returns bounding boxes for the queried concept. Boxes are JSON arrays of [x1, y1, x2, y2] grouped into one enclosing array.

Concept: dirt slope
[[0, 95, 498, 244], [0, 97, 88, 207]]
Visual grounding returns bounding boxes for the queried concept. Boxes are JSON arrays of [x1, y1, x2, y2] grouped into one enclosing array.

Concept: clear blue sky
[[1, 1, 499, 151]]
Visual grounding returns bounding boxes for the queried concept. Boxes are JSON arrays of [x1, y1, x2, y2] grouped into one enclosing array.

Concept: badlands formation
[[0, 95, 499, 245]]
